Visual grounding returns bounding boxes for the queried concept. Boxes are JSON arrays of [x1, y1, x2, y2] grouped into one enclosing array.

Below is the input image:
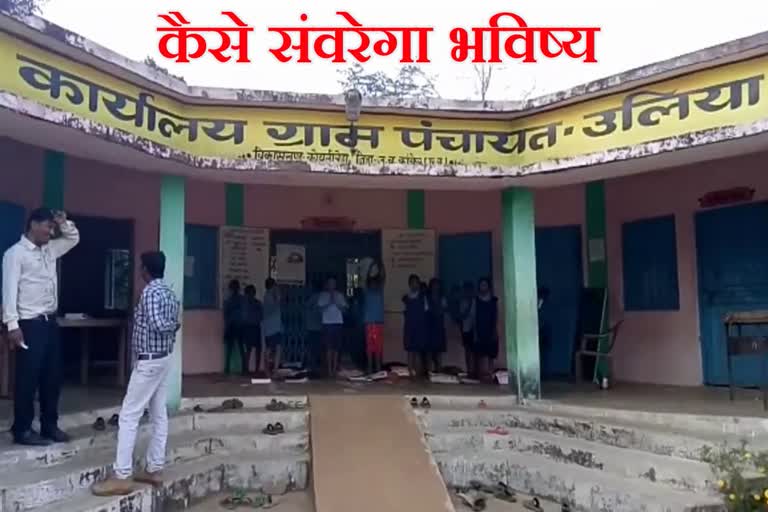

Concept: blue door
[[0, 202, 24, 294], [438, 232, 493, 292], [696, 201, 768, 386], [536, 225, 583, 379]]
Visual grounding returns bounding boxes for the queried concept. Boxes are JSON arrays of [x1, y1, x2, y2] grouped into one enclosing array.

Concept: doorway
[[59, 215, 133, 383], [535, 225, 584, 379], [696, 201, 768, 386], [270, 230, 381, 365]]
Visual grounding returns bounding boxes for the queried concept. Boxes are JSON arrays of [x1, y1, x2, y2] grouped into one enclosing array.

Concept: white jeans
[[114, 356, 173, 479]]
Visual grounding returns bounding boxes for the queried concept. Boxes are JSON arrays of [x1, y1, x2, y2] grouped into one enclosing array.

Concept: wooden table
[[724, 311, 768, 410], [58, 318, 128, 387]]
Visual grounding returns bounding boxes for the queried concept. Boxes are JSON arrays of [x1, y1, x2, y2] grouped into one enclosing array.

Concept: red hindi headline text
[[156, 11, 600, 65]]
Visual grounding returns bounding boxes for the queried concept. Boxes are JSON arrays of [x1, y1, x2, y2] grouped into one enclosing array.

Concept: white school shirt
[[1, 221, 80, 331], [317, 291, 347, 325]]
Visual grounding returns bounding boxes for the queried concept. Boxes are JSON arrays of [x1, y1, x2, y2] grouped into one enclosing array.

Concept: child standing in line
[[458, 281, 477, 378], [317, 276, 347, 378], [363, 262, 386, 375], [426, 278, 448, 374], [223, 279, 244, 376], [240, 285, 263, 376], [474, 277, 499, 380], [262, 278, 283, 378], [402, 274, 428, 378]]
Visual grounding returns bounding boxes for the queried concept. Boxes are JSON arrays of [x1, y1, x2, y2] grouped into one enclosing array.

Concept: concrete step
[[14, 453, 310, 512], [531, 401, 768, 437], [425, 426, 716, 492], [404, 394, 519, 410], [434, 449, 725, 512], [416, 407, 742, 461], [0, 410, 309, 472], [0, 396, 309, 433], [0, 428, 309, 511]]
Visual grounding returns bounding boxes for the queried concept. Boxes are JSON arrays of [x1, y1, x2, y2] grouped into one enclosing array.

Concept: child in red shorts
[[363, 262, 386, 375]]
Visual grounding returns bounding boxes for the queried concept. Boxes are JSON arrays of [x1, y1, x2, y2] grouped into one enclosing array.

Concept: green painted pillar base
[[502, 188, 541, 400], [43, 150, 66, 210], [224, 184, 244, 375], [160, 176, 186, 411], [585, 181, 609, 380]]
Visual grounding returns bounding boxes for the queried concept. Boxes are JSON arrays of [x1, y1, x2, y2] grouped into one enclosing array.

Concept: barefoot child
[[363, 262, 386, 375], [318, 277, 347, 378], [402, 274, 428, 378], [262, 278, 283, 378], [474, 277, 499, 380]]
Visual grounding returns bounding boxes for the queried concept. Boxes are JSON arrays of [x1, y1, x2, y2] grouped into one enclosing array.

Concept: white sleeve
[[2, 248, 22, 331], [48, 220, 80, 259]]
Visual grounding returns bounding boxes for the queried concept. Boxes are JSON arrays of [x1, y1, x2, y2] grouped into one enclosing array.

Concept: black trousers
[[241, 324, 262, 375], [13, 317, 61, 437]]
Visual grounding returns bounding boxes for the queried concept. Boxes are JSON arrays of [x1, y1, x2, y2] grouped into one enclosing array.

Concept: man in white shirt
[[2, 208, 79, 446]]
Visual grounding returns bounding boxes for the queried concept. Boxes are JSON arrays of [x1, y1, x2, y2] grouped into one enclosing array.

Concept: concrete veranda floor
[[1, 375, 768, 421]]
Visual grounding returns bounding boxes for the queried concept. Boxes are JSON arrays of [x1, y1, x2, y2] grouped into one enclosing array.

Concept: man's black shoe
[[41, 427, 71, 443], [14, 430, 53, 446]]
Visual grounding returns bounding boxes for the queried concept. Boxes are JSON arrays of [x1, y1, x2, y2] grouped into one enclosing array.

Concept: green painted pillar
[[501, 188, 541, 400], [407, 190, 425, 229], [160, 176, 186, 411], [43, 150, 66, 210], [224, 184, 244, 374], [585, 181, 609, 379]]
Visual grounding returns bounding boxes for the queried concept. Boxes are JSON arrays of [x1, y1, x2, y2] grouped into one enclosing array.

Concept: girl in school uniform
[[402, 274, 428, 378], [426, 278, 448, 374], [474, 277, 499, 380]]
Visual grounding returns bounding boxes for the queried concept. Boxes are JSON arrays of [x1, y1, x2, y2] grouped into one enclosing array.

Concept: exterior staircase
[[410, 395, 760, 512], [0, 396, 310, 512]]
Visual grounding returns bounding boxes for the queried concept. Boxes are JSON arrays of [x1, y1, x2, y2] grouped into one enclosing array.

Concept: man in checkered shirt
[[92, 251, 180, 496]]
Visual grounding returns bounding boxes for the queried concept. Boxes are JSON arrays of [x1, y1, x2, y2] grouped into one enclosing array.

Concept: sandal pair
[[93, 414, 120, 431], [220, 492, 274, 510], [263, 422, 285, 435], [222, 398, 244, 410], [409, 397, 431, 409], [266, 399, 287, 412]]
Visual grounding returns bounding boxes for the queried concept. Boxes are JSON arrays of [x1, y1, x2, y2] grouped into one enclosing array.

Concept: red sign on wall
[[698, 187, 755, 208], [300, 217, 356, 230]]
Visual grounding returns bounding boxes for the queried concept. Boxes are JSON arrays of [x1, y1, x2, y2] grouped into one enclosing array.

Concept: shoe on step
[[134, 470, 163, 487], [91, 477, 135, 496], [13, 430, 52, 446], [41, 427, 70, 443]]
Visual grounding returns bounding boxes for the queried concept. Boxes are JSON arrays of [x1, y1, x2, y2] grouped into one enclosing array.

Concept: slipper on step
[[273, 422, 285, 434], [487, 426, 509, 436], [478, 400, 487, 409], [93, 417, 106, 431], [457, 491, 486, 511], [250, 494, 274, 509], [524, 497, 544, 512], [494, 482, 517, 502], [107, 414, 119, 427], [262, 424, 276, 435], [266, 399, 287, 412], [420, 397, 432, 409], [410, 397, 419, 408], [193, 405, 204, 413], [561, 503, 571, 512]]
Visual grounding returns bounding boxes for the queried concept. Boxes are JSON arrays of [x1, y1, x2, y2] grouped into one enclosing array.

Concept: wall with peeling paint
[[606, 151, 768, 387]]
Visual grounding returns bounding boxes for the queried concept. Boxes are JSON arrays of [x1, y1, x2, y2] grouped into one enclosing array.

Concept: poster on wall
[[219, 227, 270, 305], [275, 244, 306, 285], [382, 229, 436, 312]]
